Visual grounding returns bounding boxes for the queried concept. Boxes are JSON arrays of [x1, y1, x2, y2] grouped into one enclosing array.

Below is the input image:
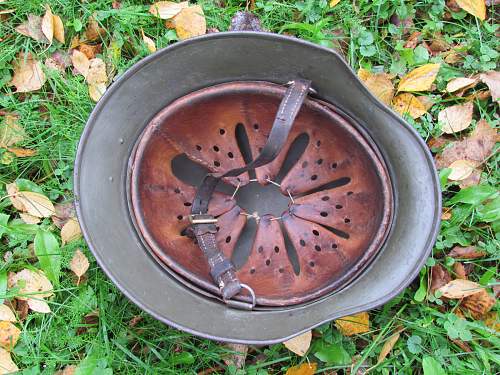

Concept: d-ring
[[224, 283, 257, 310]]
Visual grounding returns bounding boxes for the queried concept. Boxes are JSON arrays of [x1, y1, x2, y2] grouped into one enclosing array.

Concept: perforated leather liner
[[129, 81, 393, 306]]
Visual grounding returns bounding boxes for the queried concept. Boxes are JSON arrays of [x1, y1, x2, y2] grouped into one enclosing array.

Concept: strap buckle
[[188, 214, 218, 225], [285, 80, 317, 95], [223, 283, 257, 310]]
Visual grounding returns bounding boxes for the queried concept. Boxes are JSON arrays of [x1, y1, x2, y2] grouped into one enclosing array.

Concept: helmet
[[75, 32, 440, 343]]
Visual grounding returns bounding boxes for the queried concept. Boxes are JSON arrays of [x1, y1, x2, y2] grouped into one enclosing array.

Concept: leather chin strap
[[189, 79, 312, 309]]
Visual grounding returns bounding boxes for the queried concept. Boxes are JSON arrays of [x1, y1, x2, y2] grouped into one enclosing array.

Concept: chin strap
[[189, 79, 312, 309]]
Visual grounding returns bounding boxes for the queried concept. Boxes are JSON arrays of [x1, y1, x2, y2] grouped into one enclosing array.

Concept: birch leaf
[[172, 5, 206, 40], [27, 298, 51, 313], [9, 269, 54, 300], [446, 77, 478, 93], [455, 0, 486, 20], [70, 249, 89, 279], [15, 14, 48, 42], [71, 49, 90, 78], [0, 115, 26, 148], [437, 279, 482, 299], [479, 71, 499, 102], [397, 64, 440, 92], [0, 347, 18, 373], [53, 13, 65, 43], [438, 102, 473, 134], [392, 93, 427, 119], [0, 321, 20, 351], [149, 1, 188, 19], [16, 191, 55, 217], [61, 218, 82, 245], [360, 72, 395, 105], [141, 30, 156, 53], [19, 213, 40, 224], [6, 183, 25, 211], [41, 4, 54, 44], [283, 330, 312, 357], [335, 312, 370, 336], [0, 305, 16, 322], [10, 53, 47, 93], [448, 160, 477, 181]]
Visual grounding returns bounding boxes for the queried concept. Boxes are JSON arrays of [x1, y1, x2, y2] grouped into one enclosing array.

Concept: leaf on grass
[[453, 262, 467, 280], [397, 64, 440, 92], [7, 147, 37, 157], [52, 201, 76, 229], [329, 0, 341, 7], [172, 5, 206, 40], [438, 279, 482, 299], [149, 1, 188, 19], [53, 13, 65, 43], [222, 343, 248, 369], [0, 115, 26, 148], [88, 82, 106, 102], [71, 49, 90, 78], [78, 44, 102, 59], [84, 17, 106, 41], [283, 330, 312, 357], [86, 58, 107, 85], [70, 249, 89, 281], [438, 102, 473, 134], [446, 77, 479, 93], [0, 321, 20, 351], [392, 93, 427, 119], [27, 298, 51, 313], [34, 230, 61, 285], [6, 183, 25, 211], [359, 70, 395, 105], [479, 71, 499, 102], [335, 312, 370, 336], [15, 14, 48, 42], [61, 218, 82, 245], [17, 191, 55, 218], [455, 0, 486, 20], [447, 159, 477, 181], [19, 213, 40, 224], [10, 53, 47, 93], [377, 331, 400, 364], [9, 269, 53, 301], [41, 4, 54, 44], [141, 29, 156, 53], [0, 305, 16, 322], [0, 347, 18, 373], [285, 362, 317, 375], [430, 264, 452, 294], [482, 311, 499, 332], [448, 246, 486, 259], [461, 289, 495, 319]]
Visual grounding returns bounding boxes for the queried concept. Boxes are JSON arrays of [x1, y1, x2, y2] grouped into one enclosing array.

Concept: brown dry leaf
[[15, 14, 48, 42], [329, 0, 341, 7], [397, 64, 440, 92], [10, 53, 47, 92], [52, 201, 76, 229], [437, 279, 482, 299], [6, 182, 25, 211], [0, 321, 20, 351], [455, 0, 486, 20], [61, 218, 82, 245], [404, 32, 421, 49], [335, 312, 370, 336], [0, 347, 18, 373], [448, 159, 477, 181], [9, 269, 53, 300], [16, 191, 55, 218], [55, 365, 76, 375], [446, 77, 479, 93], [417, 95, 435, 111], [448, 246, 487, 259], [172, 5, 206, 40], [19, 213, 40, 224], [45, 51, 71, 73], [78, 43, 102, 59], [461, 289, 495, 319], [71, 49, 90, 78], [86, 58, 107, 85], [444, 51, 464, 65], [27, 298, 51, 313], [452, 339, 472, 352], [41, 4, 54, 44], [7, 147, 37, 157], [285, 363, 317, 375], [149, 1, 188, 19], [70, 249, 89, 281], [441, 207, 452, 220], [88, 82, 106, 102], [482, 311, 499, 332], [377, 331, 400, 364], [392, 93, 427, 119], [84, 17, 105, 42], [438, 102, 473, 134], [283, 330, 312, 357], [453, 262, 467, 279], [0, 115, 26, 148], [222, 343, 248, 369], [479, 71, 499, 102], [360, 72, 395, 105], [430, 264, 452, 294], [0, 306, 16, 322], [52, 13, 64, 43], [141, 30, 156, 53]]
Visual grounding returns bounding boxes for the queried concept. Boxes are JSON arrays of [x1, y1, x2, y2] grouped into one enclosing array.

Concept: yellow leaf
[[0, 347, 18, 374], [88, 82, 106, 102], [329, 0, 341, 7], [437, 279, 482, 299], [397, 64, 440, 92], [19, 213, 40, 224], [172, 5, 206, 40], [9, 269, 53, 300], [479, 71, 499, 102], [41, 4, 54, 44], [86, 58, 107, 85], [149, 1, 188, 19], [27, 298, 51, 313], [285, 362, 317, 375], [52, 13, 65, 43], [0, 306, 16, 323], [10, 52, 47, 93], [70, 249, 90, 279], [335, 312, 370, 336], [7, 147, 36, 157], [283, 331, 312, 357], [71, 49, 90, 78], [61, 218, 82, 245], [438, 102, 473, 134], [377, 332, 400, 364], [392, 93, 427, 119], [16, 191, 55, 218], [0, 321, 20, 351], [455, 0, 486, 20], [357, 68, 371, 81], [446, 77, 478, 93], [0, 115, 26, 148], [141, 29, 156, 53], [361, 73, 395, 105], [448, 160, 477, 181]]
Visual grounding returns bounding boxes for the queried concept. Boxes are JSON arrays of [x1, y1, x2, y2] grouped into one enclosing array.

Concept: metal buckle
[[224, 284, 257, 310], [188, 214, 218, 225]]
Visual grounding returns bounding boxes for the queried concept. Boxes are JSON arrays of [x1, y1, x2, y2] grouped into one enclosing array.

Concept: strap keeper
[[188, 214, 218, 225]]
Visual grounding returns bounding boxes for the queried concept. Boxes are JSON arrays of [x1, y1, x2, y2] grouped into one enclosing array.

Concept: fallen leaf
[[0, 347, 18, 373], [52, 201, 76, 229], [86, 58, 107, 85], [482, 311, 499, 332], [285, 363, 317, 375], [71, 49, 90, 78], [52, 13, 65, 43], [392, 93, 427, 119], [6, 182, 25, 211], [19, 213, 40, 224], [9, 269, 53, 300], [417, 95, 435, 111], [84, 17, 105, 41], [16, 191, 55, 218], [222, 343, 248, 369], [70, 249, 89, 282], [455, 0, 486, 20], [0, 115, 26, 148], [438, 102, 473, 134], [448, 246, 487, 259], [479, 71, 499, 102], [451, 338, 471, 352], [437, 279, 482, 299], [128, 315, 143, 327], [78, 43, 102, 59], [141, 30, 156, 53], [15, 14, 48, 42], [7, 147, 36, 157], [149, 1, 188, 19], [335, 312, 370, 336], [10, 53, 47, 92], [446, 77, 479, 93], [45, 50, 71, 73], [397, 64, 440, 92], [0, 306, 16, 322], [430, 264, 452, 294], [330, 0, 341, 7], [461, 289, 495, 319], [27, 298, 51, 313], [172, 5, 206, 40], [404, 31, 421, 49], [441, 207, 452, 220], [88, 82, 106, 102], [377, 331, 400, 364], [54, 365, 76, 375], [41, 4, 54, 44], [61, 218, 82, 245], [448, 159, 477, 181], [453, 262, 467, 279], [14, 300, 29, 322], [444, 51, 464, 64], [359, 71, 395, 105], [283, 330, 312, 357], [0, 321, 20, 351]]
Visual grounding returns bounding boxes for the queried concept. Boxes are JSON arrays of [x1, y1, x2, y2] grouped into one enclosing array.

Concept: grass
[[0, 0, 498, 374]]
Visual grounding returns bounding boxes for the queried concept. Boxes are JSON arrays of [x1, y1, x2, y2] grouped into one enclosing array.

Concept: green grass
[[0, 0, 498, 374]]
